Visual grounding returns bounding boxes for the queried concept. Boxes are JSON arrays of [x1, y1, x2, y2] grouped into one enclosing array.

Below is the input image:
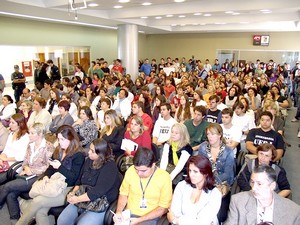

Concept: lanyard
[[140, 167, 156, 199]]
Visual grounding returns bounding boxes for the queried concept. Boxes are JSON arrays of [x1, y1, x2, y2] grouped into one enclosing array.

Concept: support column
[[117, 24, 138, 80]]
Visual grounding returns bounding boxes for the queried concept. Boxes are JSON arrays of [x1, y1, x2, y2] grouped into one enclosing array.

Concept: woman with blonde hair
[[263, 100, 284, 135], [160, 123, 193, 181], [78, 96, 97, 122], [100, 109, 125, 157], [123, 115, 151, 156], [19, 100, 33, 123]]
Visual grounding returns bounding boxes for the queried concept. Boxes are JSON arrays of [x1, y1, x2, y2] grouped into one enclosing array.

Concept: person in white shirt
[[0, 95, 16, 127], [0, 113, 29, 184], [220, 108, 242, 158], [112, 88, 131, 121], [152, 103, 176, 147], [27, 97, 52, 132]]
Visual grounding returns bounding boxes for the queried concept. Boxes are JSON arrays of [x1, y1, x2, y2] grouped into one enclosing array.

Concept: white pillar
[[117, 24, 139, 80]]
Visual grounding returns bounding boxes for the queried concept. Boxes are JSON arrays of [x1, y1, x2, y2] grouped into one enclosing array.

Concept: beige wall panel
[[145, 32, 300, 62], [0, 16, 118, 62]]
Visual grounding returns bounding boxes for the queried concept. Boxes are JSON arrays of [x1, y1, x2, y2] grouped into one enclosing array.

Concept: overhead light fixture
[[88, 3, 98, 7], [141, 16, 148, 19], [166, 14, 174, 17], [142, 2, 152, 6], [174, 0, 185, 2], [155, 16, 162, 19], [232, 12, 240, 15], [178, 15, 186, 18], [194, 12, 202, 16], [203, 13, 211, 17], [225, 11, 233, 14], [69, 0, 87, 10], [171, 24, 177, 26], [260, 9, 270, 12], [119, 0, 130, 2], [114, 5, 123, 9]]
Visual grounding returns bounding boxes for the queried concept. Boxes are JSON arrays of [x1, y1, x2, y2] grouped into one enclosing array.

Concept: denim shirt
[[198, 141, 235, 185]]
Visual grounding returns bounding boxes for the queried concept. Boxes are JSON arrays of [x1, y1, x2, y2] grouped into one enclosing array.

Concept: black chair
[[116, 154, 131, 175], [103, 200, 118, 225]]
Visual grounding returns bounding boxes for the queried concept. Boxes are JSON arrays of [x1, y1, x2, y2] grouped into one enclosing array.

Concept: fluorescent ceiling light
[[166, 15, 173, 17], [194, 13, 202, 16], [232, 12, 240, 15], [203, 13, 211, 17], [260, 9, 270, 12], [88, 3, 98, 7], [141, 16, 148, 19], [225, 11, 233, 14], [114, 5, 123, 8], [119, 0, 130, 2], [142, 2, 152, 6], [174, 0, 185, 2], [155, 16, 162, 19], [178, 15, 186, 18]]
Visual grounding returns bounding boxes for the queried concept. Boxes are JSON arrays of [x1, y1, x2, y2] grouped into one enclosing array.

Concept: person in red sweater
[[123, 115, 152, 156], [164, 77, 176, 100]]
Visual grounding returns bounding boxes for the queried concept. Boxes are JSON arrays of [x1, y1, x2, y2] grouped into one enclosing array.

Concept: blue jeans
[[0, 177, 37, 219], [57, 203, 105, 225]]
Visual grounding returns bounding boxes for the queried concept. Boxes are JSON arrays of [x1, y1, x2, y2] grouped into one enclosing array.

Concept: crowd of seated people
[[0, 56, 299, 225]]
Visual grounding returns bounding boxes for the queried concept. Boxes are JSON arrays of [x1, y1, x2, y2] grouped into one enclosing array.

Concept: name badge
[[140, 198, 147, 208]]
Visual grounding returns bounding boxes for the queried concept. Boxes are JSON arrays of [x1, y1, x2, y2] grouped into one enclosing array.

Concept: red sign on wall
[[22, 61, 32, 77]]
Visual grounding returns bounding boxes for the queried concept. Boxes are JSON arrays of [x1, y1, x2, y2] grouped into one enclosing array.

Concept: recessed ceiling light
[[174, 0, 185, 2], [119, 0, 130, 2], [178, 15, 186, 18], [225, 11, 233, 14], [166, 14, 173, 17], [88, 3, 99, 7], [142, 2, 152, 6], [232, 12, 240, 15], [203, 13, 211, 17], [141, 16, 148, 19], [260, 9, 270, 12], [114, 5, 123, 9], [155, 16, 162, 19], [193, 13, 202, 16]]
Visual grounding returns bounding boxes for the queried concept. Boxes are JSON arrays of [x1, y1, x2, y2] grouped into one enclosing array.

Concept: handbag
[[75, 185, 109, 213], [0, 161, 10, 173], [29, 172, 67, 198]]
